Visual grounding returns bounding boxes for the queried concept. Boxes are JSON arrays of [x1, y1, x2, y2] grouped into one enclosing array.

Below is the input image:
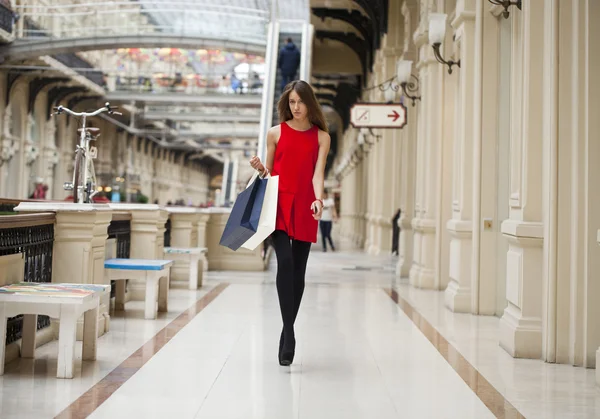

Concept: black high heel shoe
[[279, 332, 295, 366]]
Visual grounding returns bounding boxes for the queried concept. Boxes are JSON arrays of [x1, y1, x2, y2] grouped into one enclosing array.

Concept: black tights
[[272, 230, 311, 341]]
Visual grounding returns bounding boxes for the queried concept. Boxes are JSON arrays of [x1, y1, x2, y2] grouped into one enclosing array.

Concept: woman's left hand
[[311, 200, 323, 220]]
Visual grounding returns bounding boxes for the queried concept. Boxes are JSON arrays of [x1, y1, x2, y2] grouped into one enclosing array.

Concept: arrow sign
[[388, 110, 400, 122], [350, 103, 407, 129]]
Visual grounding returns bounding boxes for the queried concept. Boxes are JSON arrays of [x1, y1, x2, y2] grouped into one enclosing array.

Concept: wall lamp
[[396, 59, 421, 106], [374, 72, 421, 107], [429, 13, 460, 75], [488, 0, 521, 19]]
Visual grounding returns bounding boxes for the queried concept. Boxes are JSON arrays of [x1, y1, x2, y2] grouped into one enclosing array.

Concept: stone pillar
[[197, 210, 210, 271], [15, 202, 113, 337], [108, 203, 166, 301], [228, 156, 239, 203], [397, 97, 417, 277], [166, 208, 201, 284], [445, 1, 477, 312], [411, 21, 445, 289], [220, 156, 231, 206], [499, 1, 545, 359]]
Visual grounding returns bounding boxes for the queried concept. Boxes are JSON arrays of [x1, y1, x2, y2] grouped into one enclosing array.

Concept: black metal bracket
[[400, 75, 421, 107], [432, 42, 460, 75]]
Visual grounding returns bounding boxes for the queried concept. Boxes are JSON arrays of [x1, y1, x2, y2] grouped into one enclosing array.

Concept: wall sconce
[[488, 0, 521, 19], [429, 13, 460, 75], [384, 87, 396, 104], [396, 59, 421, 106]]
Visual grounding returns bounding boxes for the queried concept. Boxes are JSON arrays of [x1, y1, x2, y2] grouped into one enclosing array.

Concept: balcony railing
[[108, 212, 131, 298], [0, 2, 14, 34], [16, 3, 269, 45], [106, 73, 264, 96], [0, 211, 55, 345]]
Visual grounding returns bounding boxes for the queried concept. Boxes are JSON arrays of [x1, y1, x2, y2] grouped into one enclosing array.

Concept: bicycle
[[52, 102, 121, 203]]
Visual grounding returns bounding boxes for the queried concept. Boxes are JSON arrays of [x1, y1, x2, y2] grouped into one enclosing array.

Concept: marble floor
[[1, 248, 599, 418]]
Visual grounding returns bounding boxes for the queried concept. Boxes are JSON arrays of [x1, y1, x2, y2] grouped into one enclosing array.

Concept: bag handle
[[246, 170, 270, 189]]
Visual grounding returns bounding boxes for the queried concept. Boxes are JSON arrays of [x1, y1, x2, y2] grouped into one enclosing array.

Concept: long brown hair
[[277, 80, 329, 133]]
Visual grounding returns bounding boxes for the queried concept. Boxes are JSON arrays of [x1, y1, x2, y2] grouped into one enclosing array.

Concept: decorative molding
[[24, 143, 39, 166], [43, 146, 60, 166], [0, 138, 17, 165]]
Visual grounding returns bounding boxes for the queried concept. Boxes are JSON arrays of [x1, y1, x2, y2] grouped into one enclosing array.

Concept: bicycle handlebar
[[52, 102, 122, 117]]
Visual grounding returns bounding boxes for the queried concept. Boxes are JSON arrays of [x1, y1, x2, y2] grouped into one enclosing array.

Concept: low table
[[104, 258, 173, 320], [0, 282, 110, 379], [164, 247, 207, 290]]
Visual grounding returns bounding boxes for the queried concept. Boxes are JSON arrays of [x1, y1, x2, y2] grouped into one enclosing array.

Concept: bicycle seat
[[77, 127, 101, 134]]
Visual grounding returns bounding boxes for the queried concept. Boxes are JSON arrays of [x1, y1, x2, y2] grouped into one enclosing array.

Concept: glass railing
[[15, 2, 269, 45], [105, 73, 264, 96], [144, 104, 261, 116]]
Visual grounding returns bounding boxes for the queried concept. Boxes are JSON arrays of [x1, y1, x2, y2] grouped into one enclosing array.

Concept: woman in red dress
[[250, 80, 330, 366]]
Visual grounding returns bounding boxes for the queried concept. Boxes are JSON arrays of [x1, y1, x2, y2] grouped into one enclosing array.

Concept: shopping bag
[[219, 174, 268, 251], [241, 175, 279, 250]]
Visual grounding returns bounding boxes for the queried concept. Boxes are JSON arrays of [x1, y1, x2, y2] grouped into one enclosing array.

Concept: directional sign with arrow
[[350, 103, 408, 129]]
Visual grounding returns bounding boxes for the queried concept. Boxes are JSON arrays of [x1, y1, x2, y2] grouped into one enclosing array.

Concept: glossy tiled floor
[[1, 246, 599, 418]]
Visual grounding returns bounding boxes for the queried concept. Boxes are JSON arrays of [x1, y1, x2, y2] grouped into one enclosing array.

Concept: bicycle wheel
[[72, 148, 85, 203]]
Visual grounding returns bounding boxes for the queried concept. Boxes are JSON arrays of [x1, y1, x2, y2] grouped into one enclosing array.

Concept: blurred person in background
[[277, 38, 300, 92], [319, 190, 337, 252]]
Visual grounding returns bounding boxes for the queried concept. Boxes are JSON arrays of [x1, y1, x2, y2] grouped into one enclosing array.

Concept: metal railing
[[106, 73, 264, 96], [0, 211, 55, 345], [0, 2, 14, 34], [164, 218, 171, 247], [15, 3, 269, 45], [108, 212, 131, 298]]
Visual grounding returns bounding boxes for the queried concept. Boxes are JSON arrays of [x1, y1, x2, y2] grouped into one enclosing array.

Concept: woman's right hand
[[249, 156, 265, 173]]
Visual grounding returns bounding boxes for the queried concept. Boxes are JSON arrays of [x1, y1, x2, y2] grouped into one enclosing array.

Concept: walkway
[[1, 250, 598, 418]]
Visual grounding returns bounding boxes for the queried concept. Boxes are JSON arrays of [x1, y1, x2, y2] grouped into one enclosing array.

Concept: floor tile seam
[[363, 298, 404, 419], [53, 283, 230, 419], [192, 313, 256, 419], [384, 287, 527, 419]]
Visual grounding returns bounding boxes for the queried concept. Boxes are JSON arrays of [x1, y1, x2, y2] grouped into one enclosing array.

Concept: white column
[[257, 19, 280, 162], [411, 27, 446, 290], [228, 156, 239, 203], [499, 1, 545, 359], [397, 100, 417, 277], [410, 34, 427, 285], [220, 156, 230, 207], [300, 23, 314, 82], [584, 0, 600, 374], [445, 2, 477, 312]]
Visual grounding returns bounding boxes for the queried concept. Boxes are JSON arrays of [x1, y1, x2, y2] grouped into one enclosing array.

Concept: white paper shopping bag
[[241, 175, 279, 250]]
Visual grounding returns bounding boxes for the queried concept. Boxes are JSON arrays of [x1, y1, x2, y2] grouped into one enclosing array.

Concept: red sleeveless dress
[[271, 122, 319, 243]]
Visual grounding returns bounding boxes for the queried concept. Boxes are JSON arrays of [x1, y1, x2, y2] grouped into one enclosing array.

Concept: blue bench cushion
[[104, 258, 172, 271]]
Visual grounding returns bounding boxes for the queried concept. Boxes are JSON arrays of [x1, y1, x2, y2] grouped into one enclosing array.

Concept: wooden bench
[[104, 258, 173, 320], [163, 247, 207, 290], [0, 281, 109, 379]]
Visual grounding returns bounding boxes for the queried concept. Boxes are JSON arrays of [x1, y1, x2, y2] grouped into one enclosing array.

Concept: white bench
[[104, 258, 173, 320], [0, 282, 110, 379], [163, 247, 207, 290]]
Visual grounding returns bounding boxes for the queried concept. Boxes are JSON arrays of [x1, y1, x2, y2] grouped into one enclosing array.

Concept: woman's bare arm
[[311, 130, 331, 217], [250, 125, 280, 175], [264, 125, 280, 173]]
